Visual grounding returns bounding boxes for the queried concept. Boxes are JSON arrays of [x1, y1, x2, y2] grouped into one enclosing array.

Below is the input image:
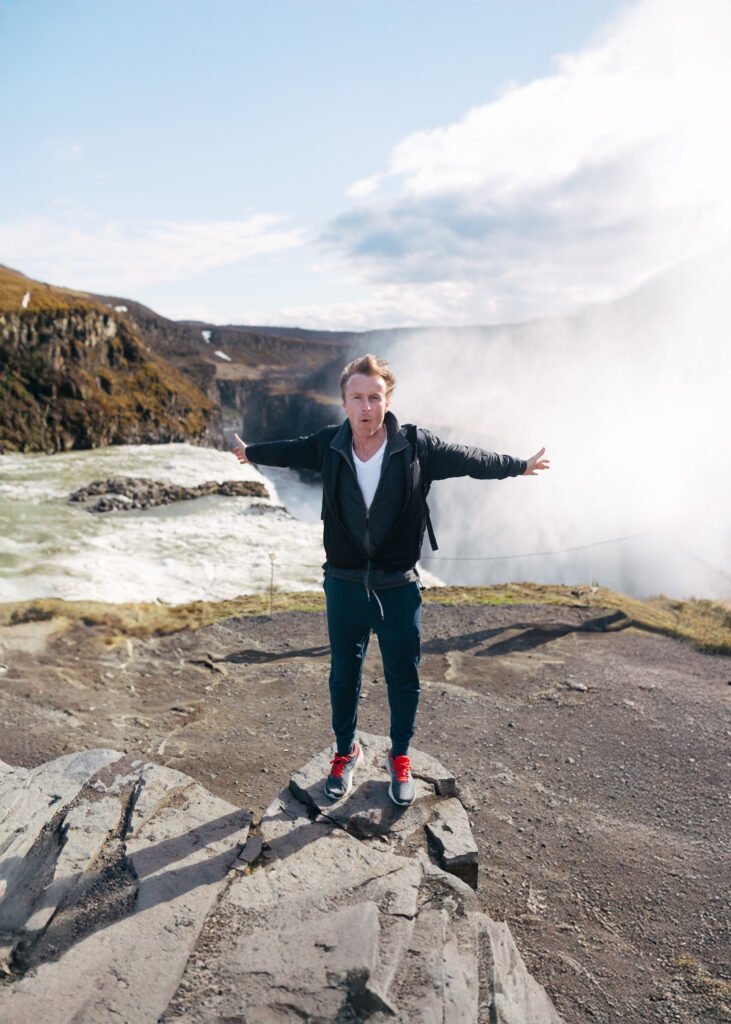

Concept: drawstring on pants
[[365, 581, 385, 620], [372, 589, 385, 620], [363, 563, 385, 620]]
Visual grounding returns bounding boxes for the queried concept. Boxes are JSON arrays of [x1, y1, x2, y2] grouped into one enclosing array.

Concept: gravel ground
[[0, 599, 728, 1022]]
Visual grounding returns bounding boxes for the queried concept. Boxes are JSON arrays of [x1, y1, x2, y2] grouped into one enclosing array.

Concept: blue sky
[[1, 0, 729, 329]]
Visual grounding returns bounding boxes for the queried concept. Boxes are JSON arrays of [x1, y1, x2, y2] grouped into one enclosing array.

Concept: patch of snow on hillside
[[201, 330, 211, 343], [214, 349, 232, 361]]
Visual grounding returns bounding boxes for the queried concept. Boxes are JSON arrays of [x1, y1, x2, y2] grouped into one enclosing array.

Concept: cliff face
[[0, 263, 356, 455], [90, 290, 351, 445], [216, 376, 342, 442], [0, 304, 217, 453]]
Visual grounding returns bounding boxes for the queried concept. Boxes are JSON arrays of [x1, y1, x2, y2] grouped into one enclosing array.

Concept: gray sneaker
[[385, 749, 416, 806], [324, 741, 363, 800]]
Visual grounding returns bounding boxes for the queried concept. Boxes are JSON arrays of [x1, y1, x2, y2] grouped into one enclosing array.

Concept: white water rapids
[[1, 433, 727, 606], [0, 443, 332, 604]]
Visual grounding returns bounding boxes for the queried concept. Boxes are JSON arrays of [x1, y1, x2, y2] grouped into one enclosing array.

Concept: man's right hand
[[233, 433, 250, 465]]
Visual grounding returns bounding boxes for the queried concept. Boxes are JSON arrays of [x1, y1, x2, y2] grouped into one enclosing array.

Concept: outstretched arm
[[231, 430, 323, 471], [523, 446, 551, 476], [425, 429, 527, 480], [425, 429, 550, 481]]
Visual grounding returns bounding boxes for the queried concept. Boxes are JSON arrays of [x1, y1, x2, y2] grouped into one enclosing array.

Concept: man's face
[[342, 373, 390, 440]]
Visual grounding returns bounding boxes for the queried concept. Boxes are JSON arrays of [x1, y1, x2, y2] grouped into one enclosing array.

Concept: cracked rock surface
[[0, 750, 251, 1023], [0, 742, 563, 1023]]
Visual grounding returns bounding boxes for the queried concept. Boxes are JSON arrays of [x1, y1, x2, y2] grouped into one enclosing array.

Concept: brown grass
[[0, 264, 110, 315], [426, 583, 731, 654], [1, 583, 729, 653]]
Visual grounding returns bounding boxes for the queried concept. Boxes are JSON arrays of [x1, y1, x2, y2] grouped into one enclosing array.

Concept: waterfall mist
[[382, 255, 731, 602]]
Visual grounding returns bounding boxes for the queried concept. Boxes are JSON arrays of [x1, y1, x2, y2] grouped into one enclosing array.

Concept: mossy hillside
[[2, 583, 729, 653], [0, 264, 111, 315], [0, 278, 216, 452]]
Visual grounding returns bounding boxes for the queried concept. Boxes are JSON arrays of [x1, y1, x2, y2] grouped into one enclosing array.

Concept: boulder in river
[[68, 476, 269, 512]]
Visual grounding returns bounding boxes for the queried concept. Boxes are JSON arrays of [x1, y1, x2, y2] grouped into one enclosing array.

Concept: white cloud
[[378, 252, 731, 601], [265, 280, 482, 331], [6, 0, 729, 332], [345, 174, 384, 199], [0, 214, 303, 293], [329, 0, 731, 325]]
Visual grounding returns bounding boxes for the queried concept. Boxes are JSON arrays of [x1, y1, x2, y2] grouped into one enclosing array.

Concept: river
[[0, 443, 330, 604]]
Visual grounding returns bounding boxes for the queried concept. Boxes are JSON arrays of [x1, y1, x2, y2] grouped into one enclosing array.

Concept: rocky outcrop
[[0, 285, 218, 454], [0, 739, 564, 1023], [1, 264, 350, 455], [0, 750, 252, 1021], [90, 288, 350, 445], [1, 595, 727, 1022], [68, 476, 269, 512]]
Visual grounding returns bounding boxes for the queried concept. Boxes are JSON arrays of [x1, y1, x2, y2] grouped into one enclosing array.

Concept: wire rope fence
[[226, 531, 731, 617]]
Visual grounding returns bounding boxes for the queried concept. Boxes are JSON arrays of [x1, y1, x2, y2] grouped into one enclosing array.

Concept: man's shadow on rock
[[3, 808, 250, 977], [261, 777, 413, 867]]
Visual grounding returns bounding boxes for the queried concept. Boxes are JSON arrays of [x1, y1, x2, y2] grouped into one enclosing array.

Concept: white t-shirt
[[352, 437, 387, 509]]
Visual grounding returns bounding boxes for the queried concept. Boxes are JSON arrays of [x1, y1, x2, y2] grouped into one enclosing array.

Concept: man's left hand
[[523, 446, 550, 475]]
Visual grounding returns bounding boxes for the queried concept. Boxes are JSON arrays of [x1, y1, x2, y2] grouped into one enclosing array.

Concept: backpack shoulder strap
[[317, 425, 340, 521], [406, 424, 438, 551]]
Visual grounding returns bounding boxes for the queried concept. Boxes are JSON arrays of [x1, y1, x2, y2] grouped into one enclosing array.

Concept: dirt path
[[1, 601, 728, 1022]]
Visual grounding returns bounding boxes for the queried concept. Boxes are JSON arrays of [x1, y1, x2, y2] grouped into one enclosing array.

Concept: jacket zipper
[[346, 444, 392, 597], [365, 508, 370, 596]]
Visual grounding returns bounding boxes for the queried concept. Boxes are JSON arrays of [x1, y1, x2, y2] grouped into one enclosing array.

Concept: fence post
[[269, 553, 276, 618]]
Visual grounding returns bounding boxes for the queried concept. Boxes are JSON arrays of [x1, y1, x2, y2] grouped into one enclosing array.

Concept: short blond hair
[[340, 353, 396, 401]]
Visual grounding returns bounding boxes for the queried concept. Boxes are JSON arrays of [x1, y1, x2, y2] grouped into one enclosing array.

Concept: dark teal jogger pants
[[323, 575, 422, 758]]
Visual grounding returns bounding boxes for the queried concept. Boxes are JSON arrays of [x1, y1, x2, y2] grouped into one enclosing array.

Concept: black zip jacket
[[244, 411, 527, 589]]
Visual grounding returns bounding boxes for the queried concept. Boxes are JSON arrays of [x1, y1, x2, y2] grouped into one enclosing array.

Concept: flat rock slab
[[289, 731, 449, 841], [481, 915, 566, 1024], [259, 785, 334, 865], [164, 789, 563, 1024], [0, 748, 123, 960], [286, 733, 475, 874], [0, 750, 251, 1024], [161, 829, 479, 1023], [212, 736, 561, 1022]]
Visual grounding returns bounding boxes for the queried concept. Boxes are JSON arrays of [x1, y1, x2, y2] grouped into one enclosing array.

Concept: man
[[233, 353, 549, 806]]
